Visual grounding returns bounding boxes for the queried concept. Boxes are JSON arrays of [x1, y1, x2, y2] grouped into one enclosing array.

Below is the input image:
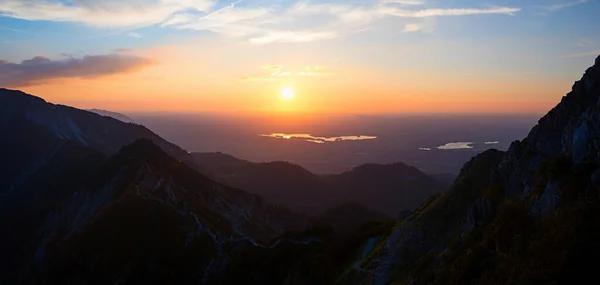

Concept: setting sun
[[280, 87, 295, 101]]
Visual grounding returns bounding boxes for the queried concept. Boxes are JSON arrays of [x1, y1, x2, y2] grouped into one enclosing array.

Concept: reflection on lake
[[261, 133, 377, 144], [437, 142, 474, 150]]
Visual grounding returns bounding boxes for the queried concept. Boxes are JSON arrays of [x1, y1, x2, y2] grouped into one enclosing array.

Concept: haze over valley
[[131, 112, 539, 174]]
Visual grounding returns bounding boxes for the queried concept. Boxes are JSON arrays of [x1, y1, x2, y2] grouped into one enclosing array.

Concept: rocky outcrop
[[347, 56, 600, 285]]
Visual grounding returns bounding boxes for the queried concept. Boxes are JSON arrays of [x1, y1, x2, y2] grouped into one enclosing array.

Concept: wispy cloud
[[403, 23, 423, 32], [127, 32, 142, 38], [382, 7, 520, 17], [242, 64, 333, 81], [0, 0, 521, 44], [382, 0, 426, 5], [544, 0, 588, 11], [0, 0, 214, 28], [0, 54, 153, 87]]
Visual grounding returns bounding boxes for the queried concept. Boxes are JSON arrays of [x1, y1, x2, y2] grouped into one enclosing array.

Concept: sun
[[280, 87, 295, 100]]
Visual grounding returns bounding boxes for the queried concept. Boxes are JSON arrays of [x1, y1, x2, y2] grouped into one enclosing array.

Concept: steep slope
[[341, 55, 600, 285], [193, 153, 445, 215], [0, 89, 198, 283], [25, 139, 311, 284], [0, 88, 193, 170]]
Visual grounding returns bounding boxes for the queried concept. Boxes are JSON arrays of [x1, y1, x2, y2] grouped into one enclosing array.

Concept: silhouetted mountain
[[313, 202, 392, 235], [87, 108, 135, 123], [324, 163, 445, 216], [24, 139, 312, 284], [0, 88, 193, 169], [193, 153, 445, 215], [0, 90, 315, 283], [338, 56, 600, 285]]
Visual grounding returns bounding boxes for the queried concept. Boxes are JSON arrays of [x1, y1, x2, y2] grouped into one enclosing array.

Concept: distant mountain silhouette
[[192, 152, 445, 216], [87, 108, 135, 123]]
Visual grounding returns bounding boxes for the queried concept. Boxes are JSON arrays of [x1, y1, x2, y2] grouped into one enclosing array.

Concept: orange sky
[[19, 46, 570, 115]]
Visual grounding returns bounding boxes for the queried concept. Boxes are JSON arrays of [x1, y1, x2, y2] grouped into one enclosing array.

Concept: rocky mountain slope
[[27, 139, 311, 284], [0, 90, 321, 284], [337, 55, 600, 285], [193, 152, 445, 216]]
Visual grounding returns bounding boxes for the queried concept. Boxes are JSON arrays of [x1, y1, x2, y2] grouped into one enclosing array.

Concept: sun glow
[[280, 87, 295, 100]]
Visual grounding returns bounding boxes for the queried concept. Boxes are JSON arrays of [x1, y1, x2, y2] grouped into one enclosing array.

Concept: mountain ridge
[[192, 152, 445, 216], [338, 55, 600, 285]]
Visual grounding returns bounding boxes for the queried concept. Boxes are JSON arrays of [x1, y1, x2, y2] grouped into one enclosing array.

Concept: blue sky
[[0, 0, 599, 113]]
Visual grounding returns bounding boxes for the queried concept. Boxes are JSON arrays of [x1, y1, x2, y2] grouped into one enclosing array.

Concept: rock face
[[498, 56, 600, 197], [342, 55, 600, 285]]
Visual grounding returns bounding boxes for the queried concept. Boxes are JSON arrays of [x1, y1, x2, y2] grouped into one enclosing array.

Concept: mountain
[[0, 88, 193, 171], [27, 139, 311, 284], [337, 55, 600, 284], [313, 203, 393, 235], [323, 163, 445, 216], [0, 89, 390, 285], [0, 89, 315, 283], [87, 108, 135, 123], [192, 152, 445, 216]]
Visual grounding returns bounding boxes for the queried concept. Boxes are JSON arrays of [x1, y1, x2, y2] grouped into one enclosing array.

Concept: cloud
[[382, 0, 426, 5], [242, 64, 333, 81], [0, 0, 214, 28], [0, 54, 153, 87], [0, 0, 521, 44], [403, 23, 422, 32], [382, 7, 521, 18], [249, 30, 338, 44], [240, 75, 274, 82], [261, 65, 284, 71], [128, 32, 142, 38], [544, 0, 588, 11]]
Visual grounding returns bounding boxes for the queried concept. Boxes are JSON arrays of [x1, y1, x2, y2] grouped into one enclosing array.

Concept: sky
[[0, 0, 599, 114]]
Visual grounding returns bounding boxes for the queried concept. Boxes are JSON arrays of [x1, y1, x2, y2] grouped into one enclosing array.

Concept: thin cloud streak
[[242, 65, 333, 81], [544, 0, 588, 11]]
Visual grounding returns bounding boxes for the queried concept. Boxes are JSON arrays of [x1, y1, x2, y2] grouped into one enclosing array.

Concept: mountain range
[[1, 55, 600, 284], [0, 87, 442, 283], [193, 152, 447, 216]]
